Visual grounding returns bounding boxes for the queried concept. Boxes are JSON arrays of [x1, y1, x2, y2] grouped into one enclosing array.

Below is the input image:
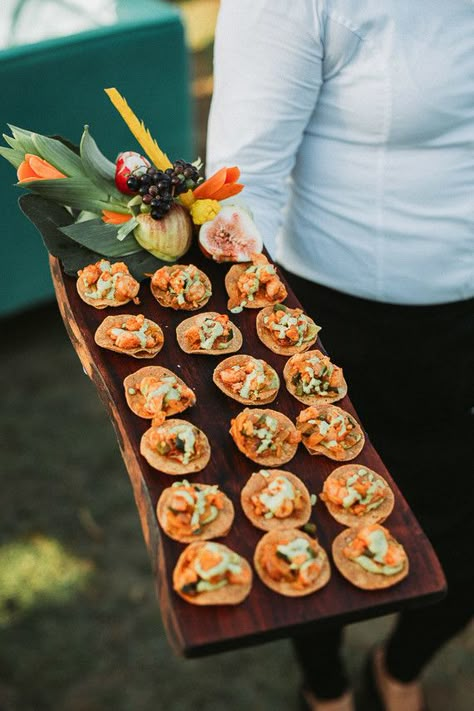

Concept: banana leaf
[[60, 218, 142, 257], [19, 194, 166, 279]]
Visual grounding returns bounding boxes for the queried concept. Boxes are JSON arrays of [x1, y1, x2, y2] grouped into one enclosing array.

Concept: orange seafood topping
[[218, 358, 277, 399], [297, 406, 362, 458], [251, 474, 304, 520], [343, 525, 406, 572], [230, 411, 301, 460], [262, 304, 318, 348], [229, 254, 287, 312], [137, 375, 195, 423], [259, 536, 323, 590], [165, 480, 225, 537], [321, 468, 387, 516], [151, 264, 210, 307], [148, 423, 202, 464], [176, 543, 251, 595], [107, 314, 163, 350], [78, 260, 140, 303], [185, 314, 233, 351], [286, 351, 344, 397]]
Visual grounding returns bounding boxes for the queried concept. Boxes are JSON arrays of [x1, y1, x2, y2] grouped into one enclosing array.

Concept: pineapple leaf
[[32, 133, 87, 178], [79, 126, 124, 200], [7, 125, 37, 154], [0, 146, 24, 169], [16, 176, 123, 213]]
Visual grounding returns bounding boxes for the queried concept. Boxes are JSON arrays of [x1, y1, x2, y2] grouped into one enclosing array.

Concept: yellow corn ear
[[104, 88, 172, 171]]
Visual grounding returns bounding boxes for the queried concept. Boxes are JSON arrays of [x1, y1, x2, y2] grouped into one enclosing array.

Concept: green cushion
[[0, 0, 191, 315]]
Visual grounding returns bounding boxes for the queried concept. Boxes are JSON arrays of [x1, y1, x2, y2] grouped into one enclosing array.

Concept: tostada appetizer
[[157, 479, 234, 542], [230, 408, 301, 466], [77, 259, 140, 308], [213, 355, 280, 405], [123, 366, 195, 423], [241, 469, 313, 531], [94, 314, 164, 358], [140, 418, 210, 475], [321, 465, 394, 526], [173, 541, 252, 605], [296, 404, 365, 461], [225, 253, 287, 313], [256, 304, 321, 355], [254, 529, 330, 597], [150, 264, 211, 310], [283, 350, 347, 404], [176, 312, 242, 355], [332, 524, 409, 590]]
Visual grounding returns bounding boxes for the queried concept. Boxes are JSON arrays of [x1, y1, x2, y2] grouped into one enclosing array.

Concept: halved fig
[[198, 205, 263, 262]]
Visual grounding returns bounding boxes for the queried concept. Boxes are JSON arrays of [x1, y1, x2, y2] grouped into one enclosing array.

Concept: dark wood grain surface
[[50, 247, 446, 658]]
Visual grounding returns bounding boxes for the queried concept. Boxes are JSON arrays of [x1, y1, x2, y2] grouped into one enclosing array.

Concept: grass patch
[[0, 534, 93, 626]]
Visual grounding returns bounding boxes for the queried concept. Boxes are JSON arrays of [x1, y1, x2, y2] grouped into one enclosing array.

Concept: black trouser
[[284, 271, 474, 698]]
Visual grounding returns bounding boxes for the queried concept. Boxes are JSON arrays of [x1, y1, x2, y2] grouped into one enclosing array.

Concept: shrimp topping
[[286, 350, 344, 398], [165, 480, 225, 537], [297, 405, 362, 458], [78, 260, 140, 303], [262, 304, 320, 348], [321, 468, 387, 516], [230, 410, 301, 460], [343, 525, 407, 576], [218, 357, 278, 400], [178, 542, 251, 596], [151, 264, 211, 309], [251, 473, 304, 520], [108, 314, 163, 350], [148, 423, 202, 465], [229, 253, 287, 312], [259, 536, 324, 589], [185, 314, 234, 351], [139, 375, 196, 422]]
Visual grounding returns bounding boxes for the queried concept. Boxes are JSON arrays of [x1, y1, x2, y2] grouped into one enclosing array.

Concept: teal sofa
[[0, 0, 191, 315]]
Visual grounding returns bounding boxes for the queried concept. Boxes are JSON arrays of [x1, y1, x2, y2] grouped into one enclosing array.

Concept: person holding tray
[[207, 2, 473, 710]]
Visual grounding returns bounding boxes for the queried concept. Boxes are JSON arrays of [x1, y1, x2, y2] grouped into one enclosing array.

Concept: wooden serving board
[[50, 247, 446, 658]]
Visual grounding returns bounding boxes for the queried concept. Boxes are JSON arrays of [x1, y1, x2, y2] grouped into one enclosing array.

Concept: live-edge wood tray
[[50, 247, 446, 658]]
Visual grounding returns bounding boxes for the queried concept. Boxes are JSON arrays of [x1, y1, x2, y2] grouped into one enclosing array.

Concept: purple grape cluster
[[126, 160, 202, 220]]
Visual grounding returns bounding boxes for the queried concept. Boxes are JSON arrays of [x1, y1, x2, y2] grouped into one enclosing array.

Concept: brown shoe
[[300, 686, 355, 711], [371, 646, 426, 711]]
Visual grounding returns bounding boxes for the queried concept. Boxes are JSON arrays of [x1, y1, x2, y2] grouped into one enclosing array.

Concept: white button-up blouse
[[207, 0, 474, 304]]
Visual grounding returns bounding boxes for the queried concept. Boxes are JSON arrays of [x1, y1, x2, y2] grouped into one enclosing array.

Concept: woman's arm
[[207, 0, 324, 257]]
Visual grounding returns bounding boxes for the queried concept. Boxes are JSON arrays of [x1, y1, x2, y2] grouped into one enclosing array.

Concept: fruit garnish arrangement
[[0, 88, 263, 278]]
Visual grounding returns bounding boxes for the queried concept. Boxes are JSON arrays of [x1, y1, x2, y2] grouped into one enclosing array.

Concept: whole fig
[[134, 203, 193, 261]]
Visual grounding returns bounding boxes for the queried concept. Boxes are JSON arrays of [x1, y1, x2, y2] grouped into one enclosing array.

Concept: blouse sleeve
[[206, 0, 324, 257]]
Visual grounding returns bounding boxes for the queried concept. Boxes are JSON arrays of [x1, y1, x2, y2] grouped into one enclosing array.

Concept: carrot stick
[[193, 166, 228, 199], [224, 166, 240, 182], [27, 155, 66, 179], [210, 183, 244, 201], [102, 210, 131, 224], [17, 161, 37, 182]]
